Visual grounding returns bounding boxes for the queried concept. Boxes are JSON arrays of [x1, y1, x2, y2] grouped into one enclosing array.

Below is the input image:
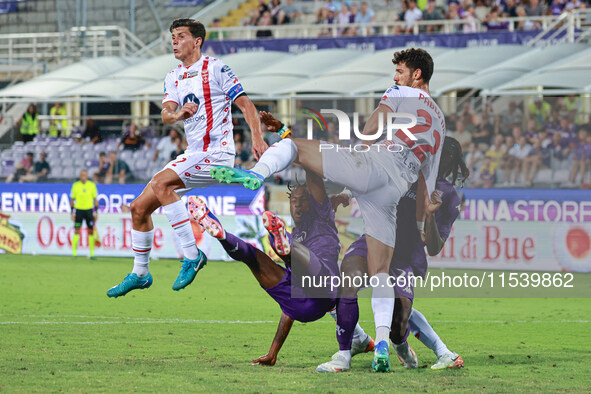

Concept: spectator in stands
[[83, 118, 102, 144], [93, 152, 110, 183], [403, 0, 423, 33], [446, 1, 461, 31], [270, 0, 288, 24], [234, 140, 252, 167], [17, 104, 38, 143], [544, 108, 561, 133], [421, 0, 444, 32], [485, 134, 506, 174], [522, 137, 546, 187], [547, 0, 565, 16], [504, 135, 532, 185], [462, 4, 478, 33], [341, 3, 359, 35], [498, 101, 522, 136], [529, 97, 551, 129], [568, 128, 588, 185], [282, 0, 303, 23], [523, 119, 538, 143], [153, 128, 182, 163], [318, 6, 337, 37], [483, 6, 509, 30], [557, 116, 576, 144], [105, 151, 131, 185], [208, 18, 227, 40], [49, 102, 68, 137], [355, 1, 376, 35], [19, 151, 50, 183], [170, 137, 185, 161], [250, 0, 270, 25], [465, 142, 484, 178], [525, 0, 546, 16], [450, 119, 472, 150], [117, 123, 151, 151], [472, 112, 493, 150], [337, 3, 352, 35], [548, 131, 570, 165], [256, 11, 274, 38], [6, 152, 34, 183], [503, 0, 519, 17], [472, 156, 496, 188], [516, 6, 540, 30]]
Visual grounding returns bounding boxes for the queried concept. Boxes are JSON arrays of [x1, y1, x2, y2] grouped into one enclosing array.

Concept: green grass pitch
[[1, 254, 590, 392]]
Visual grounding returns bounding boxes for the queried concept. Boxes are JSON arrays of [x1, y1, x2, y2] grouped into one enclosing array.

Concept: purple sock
[[336, 297, 359, 351], [220, 232, 258, 266], [267, 229, 292, 255]]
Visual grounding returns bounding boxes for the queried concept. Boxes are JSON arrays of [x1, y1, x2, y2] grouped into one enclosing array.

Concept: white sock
[[338, 350, 352, 363], [251, 138, 298, 179], [131, 229, 154, 277], [353, 323, 369, 343], [371, 273, 394, 344], [328, 307, 337, 321], [163, 200, 199, 260], [408, 308, 451, 358]]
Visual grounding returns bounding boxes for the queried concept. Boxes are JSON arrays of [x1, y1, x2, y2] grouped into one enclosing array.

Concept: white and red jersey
[[162, 55, 246, 155], [377, 85, 446, 198]]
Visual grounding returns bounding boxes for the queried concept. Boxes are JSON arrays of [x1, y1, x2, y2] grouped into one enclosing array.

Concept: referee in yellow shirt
[[70, 169, 98, 258]]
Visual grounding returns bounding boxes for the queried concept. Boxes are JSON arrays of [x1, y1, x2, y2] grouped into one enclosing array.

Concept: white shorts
[[161, 150, 234, 197], [322, 147, 408, 248]]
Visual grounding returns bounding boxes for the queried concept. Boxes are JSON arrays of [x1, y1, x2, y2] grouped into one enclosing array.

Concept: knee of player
[[130, 200, 148, 218]]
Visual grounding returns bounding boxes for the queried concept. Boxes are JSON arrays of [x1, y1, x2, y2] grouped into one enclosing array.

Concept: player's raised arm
[[235, 95, 268, 160], [161, 101, 199, 124], [251, 312, 294, 366], [360, 104, 390, 146], [423, 190, 445, 256]]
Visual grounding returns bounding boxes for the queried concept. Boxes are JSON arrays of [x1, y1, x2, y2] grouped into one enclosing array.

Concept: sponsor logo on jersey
[[221, 65, 236, 79], [178, 71, 199, 80]]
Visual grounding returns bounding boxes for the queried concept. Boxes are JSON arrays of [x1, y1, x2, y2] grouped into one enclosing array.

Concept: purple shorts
[[264, 267, 336, 323], [345, 237, 415, 301]]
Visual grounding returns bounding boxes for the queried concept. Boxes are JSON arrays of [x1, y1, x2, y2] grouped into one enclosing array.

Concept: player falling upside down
[[188, 170, 374, 367], [106, 18, 267, 297], [317, 136, 468, 372], [211, 48, 444, 371]]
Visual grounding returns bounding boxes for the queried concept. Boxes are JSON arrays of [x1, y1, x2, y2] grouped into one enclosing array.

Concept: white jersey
[[162, 56, 245, 155], [377, 85, 446, 198]]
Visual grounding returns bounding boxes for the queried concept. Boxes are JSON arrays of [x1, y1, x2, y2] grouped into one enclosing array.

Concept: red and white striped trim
[[201, 57, 213, 152], [171, 218, 190, 228]]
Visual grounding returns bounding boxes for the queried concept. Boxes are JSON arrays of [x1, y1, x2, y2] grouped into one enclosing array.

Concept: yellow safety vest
[[20, 112, 39, 136], [49, 106, 68, 136]]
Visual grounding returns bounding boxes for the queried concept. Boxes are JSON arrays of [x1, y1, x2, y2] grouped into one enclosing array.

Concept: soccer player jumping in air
[[107, 18, 267, 298], [211, 48, 445, 371], [317, 136, 468, 372]]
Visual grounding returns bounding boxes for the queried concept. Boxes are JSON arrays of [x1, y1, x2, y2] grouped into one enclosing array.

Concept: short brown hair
[[392, 48, 434, 83], [170, 18, 206, 48]]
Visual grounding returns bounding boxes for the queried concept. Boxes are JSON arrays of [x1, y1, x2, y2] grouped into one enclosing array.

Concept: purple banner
[[204, 31, 544, 55]]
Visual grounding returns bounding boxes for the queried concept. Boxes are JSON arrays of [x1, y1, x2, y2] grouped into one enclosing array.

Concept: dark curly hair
[[170, 18, 206, 48], [439, 136, 470, 186], [392, 48, 434, 83]]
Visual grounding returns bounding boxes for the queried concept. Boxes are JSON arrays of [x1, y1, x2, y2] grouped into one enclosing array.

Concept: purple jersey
[[346, 179, 461, 279], [292, 195, 341, 276]]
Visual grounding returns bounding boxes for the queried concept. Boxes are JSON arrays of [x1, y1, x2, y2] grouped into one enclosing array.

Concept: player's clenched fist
[[251, 353, 277, 366], [176, 103, 199, 121], [425, 190, 443, 216]]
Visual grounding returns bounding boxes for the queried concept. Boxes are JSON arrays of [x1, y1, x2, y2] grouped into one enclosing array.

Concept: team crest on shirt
[[294, 231, 306, 243]]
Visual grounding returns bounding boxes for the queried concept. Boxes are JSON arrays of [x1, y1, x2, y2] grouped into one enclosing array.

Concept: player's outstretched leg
[[391, 297, 418, 369], [262, 211, 291, 255], [189, 196, 283, 288], [409, 308, 463, 369]]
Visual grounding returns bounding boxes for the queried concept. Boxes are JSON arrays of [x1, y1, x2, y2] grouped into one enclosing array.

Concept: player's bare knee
[[130, 199, 148, 219]]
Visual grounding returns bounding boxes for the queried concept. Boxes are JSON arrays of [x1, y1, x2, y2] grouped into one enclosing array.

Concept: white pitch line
[[0, 319, 589, 325]]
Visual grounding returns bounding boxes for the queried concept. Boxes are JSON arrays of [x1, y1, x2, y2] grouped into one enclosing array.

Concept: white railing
[[0, 25, 154, 67], [206, 10, 591, 41]]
